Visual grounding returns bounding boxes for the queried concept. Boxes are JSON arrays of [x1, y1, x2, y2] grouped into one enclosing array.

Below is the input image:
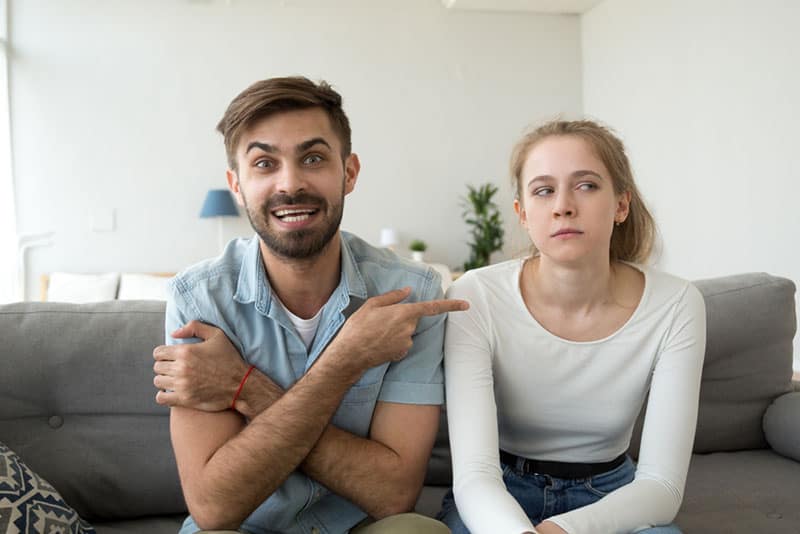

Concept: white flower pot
[[411, 251, 425, 262]]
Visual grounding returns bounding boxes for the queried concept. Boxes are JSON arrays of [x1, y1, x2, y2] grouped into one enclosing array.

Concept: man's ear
[[514, 198, 527, 227], [343, 153, 360, 195], [226, 169, 245, 207]]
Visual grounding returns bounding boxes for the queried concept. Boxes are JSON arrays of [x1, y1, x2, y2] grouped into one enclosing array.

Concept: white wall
[[582, 0, 800, 366], [11, 0, 582, 299]]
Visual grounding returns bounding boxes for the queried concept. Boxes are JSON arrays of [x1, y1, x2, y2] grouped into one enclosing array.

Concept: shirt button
[[48, 415, 64, 429]]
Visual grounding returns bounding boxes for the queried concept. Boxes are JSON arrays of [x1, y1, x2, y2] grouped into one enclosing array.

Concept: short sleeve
[[377, 272, 445, 405], [164, 279, 204, 346]]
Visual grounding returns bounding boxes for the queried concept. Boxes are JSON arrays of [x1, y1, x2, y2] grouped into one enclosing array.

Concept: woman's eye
[[303, 154, 323, 165], [533, 187, 553, 197], [578, 182, 597, 191]]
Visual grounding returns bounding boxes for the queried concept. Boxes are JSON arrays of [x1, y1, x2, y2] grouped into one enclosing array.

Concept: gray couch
[[1, 272, 798, 533]]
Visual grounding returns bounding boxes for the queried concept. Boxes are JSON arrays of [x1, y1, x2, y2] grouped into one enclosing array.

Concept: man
[[152, 76, 467, 534]]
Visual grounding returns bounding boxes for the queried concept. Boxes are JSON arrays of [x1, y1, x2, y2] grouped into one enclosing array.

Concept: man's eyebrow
[[296, 137, 332, 153], [245, 141, 276, 154]]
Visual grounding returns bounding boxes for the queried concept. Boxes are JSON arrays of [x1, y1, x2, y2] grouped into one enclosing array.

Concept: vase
[[411, 251, 425, 262]]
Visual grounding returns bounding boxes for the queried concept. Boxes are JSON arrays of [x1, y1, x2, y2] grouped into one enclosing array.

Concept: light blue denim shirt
[[167, 231, 445, 534]]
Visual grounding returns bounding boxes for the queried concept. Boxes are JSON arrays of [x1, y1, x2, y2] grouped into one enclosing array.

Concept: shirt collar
[[233, 232, 368, 315]]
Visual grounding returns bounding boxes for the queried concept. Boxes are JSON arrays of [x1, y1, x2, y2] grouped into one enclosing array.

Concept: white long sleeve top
[[444, 259, 706, 534]]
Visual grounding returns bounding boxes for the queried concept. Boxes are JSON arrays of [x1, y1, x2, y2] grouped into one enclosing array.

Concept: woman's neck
[[523, 254, 617, 317]]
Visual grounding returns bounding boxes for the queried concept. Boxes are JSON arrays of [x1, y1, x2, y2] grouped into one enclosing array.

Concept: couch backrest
[[2, 273, 796, 500], [689, 272, 796, 452], [0, 301, 183, 520]]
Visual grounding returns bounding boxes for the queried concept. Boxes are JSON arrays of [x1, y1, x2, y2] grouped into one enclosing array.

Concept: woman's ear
[[615, 190, 632, 223], [514, 198, 527, 227]]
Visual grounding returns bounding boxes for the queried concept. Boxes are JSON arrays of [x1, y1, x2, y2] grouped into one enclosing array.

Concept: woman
[[438, 120, 706, 534]]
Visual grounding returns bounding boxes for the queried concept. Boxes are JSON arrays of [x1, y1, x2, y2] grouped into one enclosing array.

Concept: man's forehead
[[237, 108, 338, 153]]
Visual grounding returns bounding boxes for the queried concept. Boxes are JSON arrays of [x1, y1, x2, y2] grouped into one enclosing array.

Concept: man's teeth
[[274, 209, 316, 222], [283, 214, 310, 222]]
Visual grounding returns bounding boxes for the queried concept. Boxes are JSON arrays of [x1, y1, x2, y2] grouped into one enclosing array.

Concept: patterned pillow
[[0, 442, 95, 534]]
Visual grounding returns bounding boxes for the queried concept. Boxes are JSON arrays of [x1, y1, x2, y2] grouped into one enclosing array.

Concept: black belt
[[499, 450, 626, 479]]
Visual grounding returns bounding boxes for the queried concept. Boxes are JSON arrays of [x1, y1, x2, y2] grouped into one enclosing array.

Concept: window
[[0, 0, 18, 303]]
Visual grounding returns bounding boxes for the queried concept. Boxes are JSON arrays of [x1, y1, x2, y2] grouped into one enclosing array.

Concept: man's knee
[[352, 512, 451, 534]]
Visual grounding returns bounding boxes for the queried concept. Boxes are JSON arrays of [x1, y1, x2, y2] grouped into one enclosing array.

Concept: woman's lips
[[551, 228, 583, 238]]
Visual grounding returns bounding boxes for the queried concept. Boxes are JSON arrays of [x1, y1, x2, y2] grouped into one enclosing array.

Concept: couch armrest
[[763, 391, 800, 461]]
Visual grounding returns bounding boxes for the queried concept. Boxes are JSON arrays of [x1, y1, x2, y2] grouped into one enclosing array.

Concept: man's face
[[227, 108, 359, 260]]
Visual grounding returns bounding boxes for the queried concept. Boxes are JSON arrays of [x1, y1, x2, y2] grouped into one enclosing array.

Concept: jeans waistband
[[499, 450, 627, 479]]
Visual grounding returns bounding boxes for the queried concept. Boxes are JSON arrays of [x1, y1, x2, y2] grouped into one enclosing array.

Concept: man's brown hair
[[217, 76, 352, 171]]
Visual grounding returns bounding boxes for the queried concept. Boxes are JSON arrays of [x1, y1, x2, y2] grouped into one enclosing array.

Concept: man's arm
[[302, 401, 441, 517], [165, 288, 467, 529], [170, 344, 360, 530], [157, 334, 440, 517]]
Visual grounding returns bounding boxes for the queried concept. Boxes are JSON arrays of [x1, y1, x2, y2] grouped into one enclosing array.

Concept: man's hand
[[153, 321, 249, 411], [330, 286, 468, 374]]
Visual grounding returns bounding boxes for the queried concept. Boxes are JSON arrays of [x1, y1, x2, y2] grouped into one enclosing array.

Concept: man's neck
[[259, 233, 343, 320]]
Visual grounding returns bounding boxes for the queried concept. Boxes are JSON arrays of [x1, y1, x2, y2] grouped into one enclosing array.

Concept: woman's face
[[515, 135, 630, 265]]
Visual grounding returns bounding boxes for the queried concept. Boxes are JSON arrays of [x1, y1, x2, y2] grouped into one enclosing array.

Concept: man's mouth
[[272, 207, 320, 223]]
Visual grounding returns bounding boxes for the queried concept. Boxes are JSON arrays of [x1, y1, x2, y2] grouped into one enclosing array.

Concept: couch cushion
[[677, 450, 800, 533], [691, 273, 796, 452], [0, 301, 185, 520], [763, 391, 800, 462], [93, 515, 186, 534], [0, 441, 95, 533], [46, 272, 120, 303]]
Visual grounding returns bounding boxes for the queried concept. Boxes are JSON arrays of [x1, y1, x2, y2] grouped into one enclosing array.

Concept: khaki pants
[[198, 513, 450, 534], [351, 513, 450, 534]]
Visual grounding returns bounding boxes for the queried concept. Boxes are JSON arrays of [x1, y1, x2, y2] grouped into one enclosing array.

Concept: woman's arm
[[547, 283, 707, 534], [445, 278, 537, 534]]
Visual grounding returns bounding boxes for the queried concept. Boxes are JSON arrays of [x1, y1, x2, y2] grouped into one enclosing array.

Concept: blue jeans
[[437, 456, 681, 533]]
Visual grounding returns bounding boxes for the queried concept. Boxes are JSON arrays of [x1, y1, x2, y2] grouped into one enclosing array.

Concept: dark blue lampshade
[[199, 189, 239, 218]]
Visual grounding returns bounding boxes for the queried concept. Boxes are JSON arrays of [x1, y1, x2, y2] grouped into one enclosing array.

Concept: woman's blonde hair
[[510, 119, 656, 264]]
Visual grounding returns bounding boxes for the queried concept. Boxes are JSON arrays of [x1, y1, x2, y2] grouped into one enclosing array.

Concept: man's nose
[[275, 163, 306, 194]]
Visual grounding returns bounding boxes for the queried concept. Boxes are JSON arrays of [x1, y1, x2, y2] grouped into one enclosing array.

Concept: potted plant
[[462, 183, 504, 271], [409, 239, 427, 262]]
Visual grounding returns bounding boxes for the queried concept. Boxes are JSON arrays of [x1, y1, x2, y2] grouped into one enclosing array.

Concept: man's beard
[[242, 184, 344, 260]]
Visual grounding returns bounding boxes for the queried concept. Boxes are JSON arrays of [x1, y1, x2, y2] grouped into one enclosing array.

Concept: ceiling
[[441, 0, 605, 14]]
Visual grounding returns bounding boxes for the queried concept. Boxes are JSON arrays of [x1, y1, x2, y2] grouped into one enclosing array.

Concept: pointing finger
[[404, 298, 470, 318], [367, 287, 412, 307]]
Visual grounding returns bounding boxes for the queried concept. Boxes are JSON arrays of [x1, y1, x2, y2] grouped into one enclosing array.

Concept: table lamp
[[379, 228, 399, 250], [200, 189, 239, 252]]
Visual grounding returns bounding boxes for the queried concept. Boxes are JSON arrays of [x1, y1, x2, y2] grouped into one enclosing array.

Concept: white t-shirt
[[444, 259, 706, 534], [275, 298, 323, 351]]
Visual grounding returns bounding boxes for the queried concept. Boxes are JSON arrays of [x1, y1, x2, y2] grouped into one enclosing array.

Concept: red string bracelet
[[231, 364, 256, 410]]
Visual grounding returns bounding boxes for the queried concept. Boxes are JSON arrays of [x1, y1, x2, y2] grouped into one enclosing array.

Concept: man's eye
[[303, 154, 323, 165], [255, 159, 274, 169], [533, 187, 553, 197]]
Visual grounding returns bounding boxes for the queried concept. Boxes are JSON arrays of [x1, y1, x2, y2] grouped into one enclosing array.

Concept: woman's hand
[[533, 520, 568, 534]]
